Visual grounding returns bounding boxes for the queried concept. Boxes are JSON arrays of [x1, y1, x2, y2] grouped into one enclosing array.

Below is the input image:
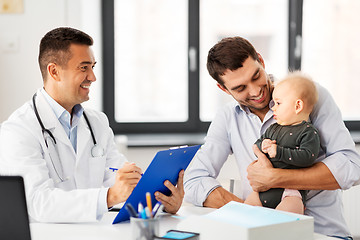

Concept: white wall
[[0, 0, 102, 123]]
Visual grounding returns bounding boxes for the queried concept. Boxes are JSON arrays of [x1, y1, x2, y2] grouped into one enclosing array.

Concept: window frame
[[102, 0, 360, 135], [102, 0, 208, 134], [292, 0, 360, 132]]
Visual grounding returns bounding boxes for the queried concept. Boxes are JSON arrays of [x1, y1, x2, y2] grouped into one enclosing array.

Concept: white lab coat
[[0, 89, 126, 222]]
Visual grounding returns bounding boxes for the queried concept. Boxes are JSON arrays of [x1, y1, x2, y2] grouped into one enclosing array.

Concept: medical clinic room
[[1, 0, 360, 240]]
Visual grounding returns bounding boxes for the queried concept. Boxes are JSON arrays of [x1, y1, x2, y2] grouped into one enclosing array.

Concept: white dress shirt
[[41, 88, 83, 152], [184, 83, 360, 237]]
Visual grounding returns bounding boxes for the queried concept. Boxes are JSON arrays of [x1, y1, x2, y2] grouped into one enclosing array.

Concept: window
[[103, 0, 204, 134], [199, 0, 288, 121], [301, 0, 360, 130], [114, 1, 188, 123], [103, 0, 359, 137]]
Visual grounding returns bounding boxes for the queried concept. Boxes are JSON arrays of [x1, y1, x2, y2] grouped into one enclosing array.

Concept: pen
[[151, 202, 161, 216], [140, 208, 147, 219], [138, 202, 144, 218], [125, 203, 138, 218], [108, 167, 143, 176], [146, 192, 153, 217], [144, 206, 151, 219], [154, 204, 164, 218]]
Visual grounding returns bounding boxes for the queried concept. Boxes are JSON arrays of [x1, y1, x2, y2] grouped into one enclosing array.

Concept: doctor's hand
[[154, 170, 185, 214], [247, 144, 275, 192], [107, 162, 142, 208]]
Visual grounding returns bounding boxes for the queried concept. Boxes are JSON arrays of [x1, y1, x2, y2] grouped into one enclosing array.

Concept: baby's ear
[[295, 99, 304, 114]]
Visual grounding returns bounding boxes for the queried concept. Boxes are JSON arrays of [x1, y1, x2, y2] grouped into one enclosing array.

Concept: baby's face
[[271, 83, 299, 125]]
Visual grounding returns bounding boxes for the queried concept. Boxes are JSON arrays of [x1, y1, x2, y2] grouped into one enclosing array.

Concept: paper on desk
[[205, 201, 300, 228]]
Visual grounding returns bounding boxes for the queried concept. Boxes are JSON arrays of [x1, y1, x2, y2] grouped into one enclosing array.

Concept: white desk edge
[[30, 204, 337, 240]]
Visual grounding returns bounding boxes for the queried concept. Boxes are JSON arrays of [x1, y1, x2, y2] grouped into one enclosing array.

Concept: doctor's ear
[[47, 63, 61, 81]]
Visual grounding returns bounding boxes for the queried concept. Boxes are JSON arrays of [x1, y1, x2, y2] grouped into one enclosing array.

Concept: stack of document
[[177, 201, 314, 240]]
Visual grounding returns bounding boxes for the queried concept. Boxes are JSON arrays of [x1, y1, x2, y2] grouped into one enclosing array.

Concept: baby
[[245, 72, 320, 214]]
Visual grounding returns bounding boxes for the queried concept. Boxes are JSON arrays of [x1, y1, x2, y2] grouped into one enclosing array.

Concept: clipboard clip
[[169, 145, 188, 150]]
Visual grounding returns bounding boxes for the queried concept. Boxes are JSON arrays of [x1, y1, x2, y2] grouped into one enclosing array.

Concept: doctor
[[0, 27, 184, 223]]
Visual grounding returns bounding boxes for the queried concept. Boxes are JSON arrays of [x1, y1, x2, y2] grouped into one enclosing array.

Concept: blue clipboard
[[112, 145, 201, 224]]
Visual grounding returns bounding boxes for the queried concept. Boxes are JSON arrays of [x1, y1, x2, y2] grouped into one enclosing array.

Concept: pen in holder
[[131, 217, 159, 240]]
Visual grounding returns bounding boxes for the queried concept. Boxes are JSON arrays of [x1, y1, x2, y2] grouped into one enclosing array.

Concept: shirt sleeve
[[184, 107, 233, 206], [97, 187, 109, 220], [310, 84, 360, 189]]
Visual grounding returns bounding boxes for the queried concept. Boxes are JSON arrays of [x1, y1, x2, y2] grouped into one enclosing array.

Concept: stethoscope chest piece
[[91, 144, 104, 158]]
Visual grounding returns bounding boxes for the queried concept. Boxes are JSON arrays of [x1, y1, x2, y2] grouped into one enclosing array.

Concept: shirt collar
[[40, 88, 84, 126], [235, 103, 251, 114]]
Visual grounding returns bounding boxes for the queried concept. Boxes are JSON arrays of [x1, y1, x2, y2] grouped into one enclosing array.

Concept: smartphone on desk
[[154, 230, 199, 240]]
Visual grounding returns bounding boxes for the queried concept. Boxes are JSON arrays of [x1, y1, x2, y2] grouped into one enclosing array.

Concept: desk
[[30, 205, 336, 240]]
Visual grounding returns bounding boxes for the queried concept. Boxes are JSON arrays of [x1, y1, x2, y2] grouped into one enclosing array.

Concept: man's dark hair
[[207, 36, 259, 86], [38, 27, 93, 80]]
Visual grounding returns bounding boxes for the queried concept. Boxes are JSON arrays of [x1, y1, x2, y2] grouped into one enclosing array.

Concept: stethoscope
[[32, 92, 104, 182]]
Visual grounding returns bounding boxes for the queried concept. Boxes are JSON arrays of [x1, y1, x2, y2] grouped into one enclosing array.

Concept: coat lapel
[[76, 115, 92, 162], [35, 89, 75, 153]]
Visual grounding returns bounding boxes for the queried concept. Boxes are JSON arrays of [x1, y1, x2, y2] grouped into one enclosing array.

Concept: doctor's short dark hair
[[207, 36, 259, 86], [38, 27, 93, 80]]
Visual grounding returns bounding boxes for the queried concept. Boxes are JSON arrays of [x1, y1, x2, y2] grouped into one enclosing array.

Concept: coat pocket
[[88, 155, 107, 187]]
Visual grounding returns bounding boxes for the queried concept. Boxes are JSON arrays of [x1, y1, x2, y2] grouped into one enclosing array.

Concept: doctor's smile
[[80, 81, 92, 92], [80, 84, 91, 89]]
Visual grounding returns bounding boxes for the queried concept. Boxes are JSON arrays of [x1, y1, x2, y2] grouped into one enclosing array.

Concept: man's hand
[[261, 139, 277, 158], [107, 162, 142, 208], [154, 170, 185, 214], [203, 187, 243, 209], [247, 144, 275, 192]]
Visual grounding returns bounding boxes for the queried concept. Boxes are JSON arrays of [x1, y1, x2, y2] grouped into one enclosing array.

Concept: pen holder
[[131, 217, 159, 240]]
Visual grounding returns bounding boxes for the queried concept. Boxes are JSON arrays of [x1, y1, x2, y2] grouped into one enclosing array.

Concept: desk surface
[[30, 205, 336, 240]]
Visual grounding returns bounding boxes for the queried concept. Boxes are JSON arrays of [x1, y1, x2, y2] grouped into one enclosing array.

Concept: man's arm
[[247, 144, 339, 192], [272, 162, 339, 190], [203, 186, 243, 208], [184, 106, 233, 207], [248, 85, 360, 192]]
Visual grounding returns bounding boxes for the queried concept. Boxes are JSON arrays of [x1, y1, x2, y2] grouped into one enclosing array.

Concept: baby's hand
[[261, 139, 277, 158]]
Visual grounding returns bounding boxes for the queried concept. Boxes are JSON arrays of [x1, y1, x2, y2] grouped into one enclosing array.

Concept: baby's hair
[[276, 71, 318, 113]]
